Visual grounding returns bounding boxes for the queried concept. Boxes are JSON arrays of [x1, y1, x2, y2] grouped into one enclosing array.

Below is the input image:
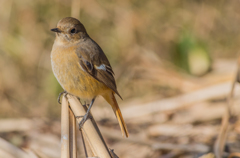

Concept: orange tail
[[102, 91, 129, 137]]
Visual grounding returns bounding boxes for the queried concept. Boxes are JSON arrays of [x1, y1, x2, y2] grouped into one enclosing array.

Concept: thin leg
[[78, 97, 95, 129], [58, 90, 66, 104]]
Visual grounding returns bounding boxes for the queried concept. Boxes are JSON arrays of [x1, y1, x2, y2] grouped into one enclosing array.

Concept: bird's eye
[[70, 28, 77, 34]]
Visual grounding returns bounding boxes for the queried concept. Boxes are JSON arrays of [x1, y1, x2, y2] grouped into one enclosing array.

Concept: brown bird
[[50, 17, 128, 137]]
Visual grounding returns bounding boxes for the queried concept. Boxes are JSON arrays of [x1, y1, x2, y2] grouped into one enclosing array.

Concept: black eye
[[70, 28, 77, 34]]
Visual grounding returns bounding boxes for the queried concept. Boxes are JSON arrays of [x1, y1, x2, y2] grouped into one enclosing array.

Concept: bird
[[50, 17, 128, 137]]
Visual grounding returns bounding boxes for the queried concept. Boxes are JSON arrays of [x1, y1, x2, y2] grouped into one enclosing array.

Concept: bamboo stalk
[[61, 95, 70, 158], [66, 94, 111, 158]]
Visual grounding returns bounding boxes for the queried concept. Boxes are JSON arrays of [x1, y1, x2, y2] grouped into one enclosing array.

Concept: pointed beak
[[51, 28, 61, 33]]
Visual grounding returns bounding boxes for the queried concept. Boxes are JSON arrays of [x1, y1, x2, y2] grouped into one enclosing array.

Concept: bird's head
[[51, 17, 88, 44]]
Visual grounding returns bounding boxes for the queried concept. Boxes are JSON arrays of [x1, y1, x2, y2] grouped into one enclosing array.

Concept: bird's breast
[[50, 43, 109, 99]]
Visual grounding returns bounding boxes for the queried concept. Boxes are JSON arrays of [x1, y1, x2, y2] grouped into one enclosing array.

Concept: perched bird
[[50, 17, 128, 137]]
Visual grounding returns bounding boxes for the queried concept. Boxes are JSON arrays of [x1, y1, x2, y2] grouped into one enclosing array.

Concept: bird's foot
[[77, 113, 92, 129], [58, 91, 67, 104], [77, 98, 95, 129], [82, 101, 89, 107]]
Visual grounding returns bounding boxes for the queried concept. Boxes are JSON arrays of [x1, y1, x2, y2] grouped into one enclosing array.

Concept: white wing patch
[[95, 64, 106, 71]]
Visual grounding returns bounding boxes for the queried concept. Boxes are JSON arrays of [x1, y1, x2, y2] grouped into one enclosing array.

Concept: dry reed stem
[[69, 108, 77, 158], [122, 81, 240, 119], [61, 95, 70, 158], [66, 94, 111, 158], [214, 113, 230, 158], [0, 118, 32, 132], [100, 126, 209, 153], [214, 63, 240, 158], [0, 137, 34, 158]]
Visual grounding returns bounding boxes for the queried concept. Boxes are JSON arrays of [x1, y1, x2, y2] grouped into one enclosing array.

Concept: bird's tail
[[102, 91, 129, 137]]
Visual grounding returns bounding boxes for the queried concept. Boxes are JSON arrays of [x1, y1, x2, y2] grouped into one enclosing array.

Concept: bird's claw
[[58, 91, 67, 104], [78, 114, 92, 129], [83, 103, 90, 107], [78, 114, 88, 129]]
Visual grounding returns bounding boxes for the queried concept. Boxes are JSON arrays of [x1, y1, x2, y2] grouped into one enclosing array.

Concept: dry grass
[[1, 0, 240, 157]]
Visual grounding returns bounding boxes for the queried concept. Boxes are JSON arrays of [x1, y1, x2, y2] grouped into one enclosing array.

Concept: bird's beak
[[51, 28, 62, 33]]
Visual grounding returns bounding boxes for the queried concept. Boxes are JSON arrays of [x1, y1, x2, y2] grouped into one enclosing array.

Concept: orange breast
[[51, 43, 109, 99]]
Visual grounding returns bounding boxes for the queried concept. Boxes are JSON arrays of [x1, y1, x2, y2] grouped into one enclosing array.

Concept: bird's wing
[[75, 39, 122, 99]]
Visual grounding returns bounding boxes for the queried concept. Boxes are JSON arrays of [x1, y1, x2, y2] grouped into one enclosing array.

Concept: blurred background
[[0, 0, 240, 157]]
